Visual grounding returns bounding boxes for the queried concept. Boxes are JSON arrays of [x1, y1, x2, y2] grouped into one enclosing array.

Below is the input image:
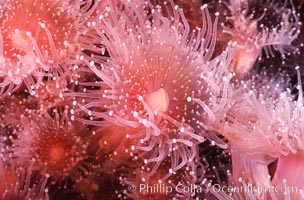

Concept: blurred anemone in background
[[222, 0, 301, 75]]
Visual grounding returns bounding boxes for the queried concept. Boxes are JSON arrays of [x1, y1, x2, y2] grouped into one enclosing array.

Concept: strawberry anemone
[[72, 0, 233, 177]]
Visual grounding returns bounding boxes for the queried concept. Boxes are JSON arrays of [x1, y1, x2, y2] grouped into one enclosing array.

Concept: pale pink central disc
[[146, 88, 170, 113]]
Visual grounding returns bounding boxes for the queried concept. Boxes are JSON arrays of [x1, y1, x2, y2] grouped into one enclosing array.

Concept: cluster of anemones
[[0, 0, 303, 199]]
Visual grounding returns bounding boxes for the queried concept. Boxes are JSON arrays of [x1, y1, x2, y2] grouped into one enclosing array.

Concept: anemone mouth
[[146, 87, 170, 114], [36, 134, 73, 171], [49, 145, 66, 163]]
